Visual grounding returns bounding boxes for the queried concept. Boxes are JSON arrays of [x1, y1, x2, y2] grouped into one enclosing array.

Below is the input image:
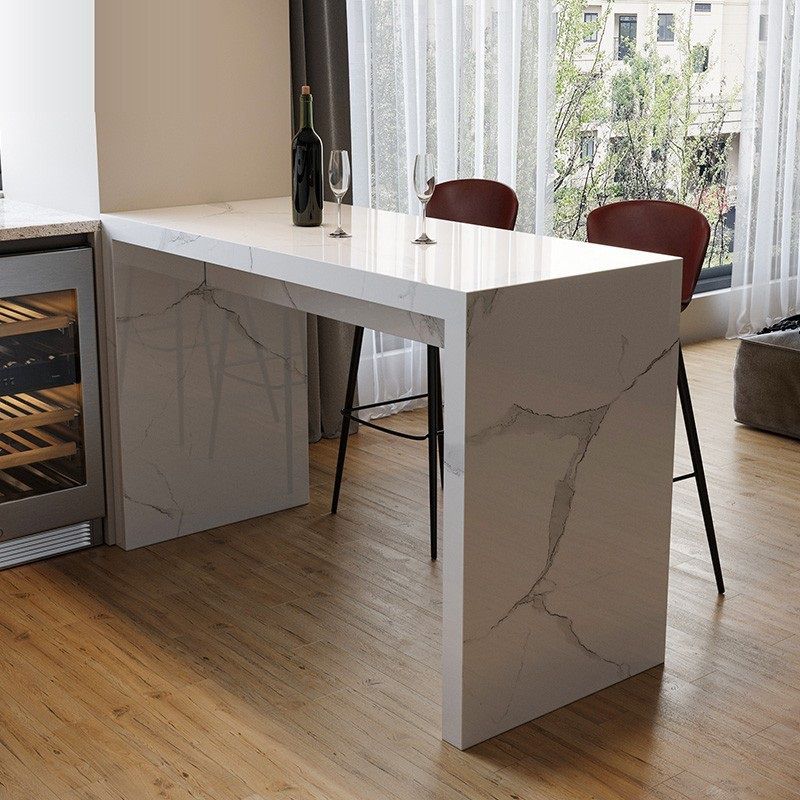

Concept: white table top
[[103, 197, 678, 301]]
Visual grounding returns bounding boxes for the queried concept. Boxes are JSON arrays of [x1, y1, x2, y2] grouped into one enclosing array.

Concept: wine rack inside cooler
[[0, 290, 87, 503]]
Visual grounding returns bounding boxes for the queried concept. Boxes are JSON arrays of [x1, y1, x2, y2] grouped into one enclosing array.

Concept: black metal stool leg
[[331, 326, 364, 514], [427, 349, 439, 560], [677, 344, 725, 594], [428, 346, 444, 487]]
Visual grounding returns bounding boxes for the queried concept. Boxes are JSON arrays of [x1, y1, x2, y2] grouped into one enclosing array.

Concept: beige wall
[[0, 1, 291, 214], [95, 0, 291, 212]]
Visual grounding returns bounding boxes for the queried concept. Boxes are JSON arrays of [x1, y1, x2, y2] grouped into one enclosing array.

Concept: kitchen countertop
[[0, 197, 99, 242]]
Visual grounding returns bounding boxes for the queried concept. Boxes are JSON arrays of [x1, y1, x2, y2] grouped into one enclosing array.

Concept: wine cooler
[[0, 246, 104, 568]]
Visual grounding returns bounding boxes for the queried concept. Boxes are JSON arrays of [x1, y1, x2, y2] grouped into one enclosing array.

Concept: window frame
[[657, 13, 675, 42], [616, 14, 638, 60], [583, 11, 599, 43], [692, 43, 710, 73], [580, 132, 598, 161], [695, 263, 732, 293]]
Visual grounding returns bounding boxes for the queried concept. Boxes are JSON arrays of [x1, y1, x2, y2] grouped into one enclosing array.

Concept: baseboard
[[680, 288, 731, 344]]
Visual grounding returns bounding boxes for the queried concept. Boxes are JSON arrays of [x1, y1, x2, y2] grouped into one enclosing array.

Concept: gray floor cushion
[[734, 326, 800, 439]]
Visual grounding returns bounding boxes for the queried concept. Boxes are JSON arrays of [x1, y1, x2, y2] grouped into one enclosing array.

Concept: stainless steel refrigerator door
[[0, 247, 104, 542]]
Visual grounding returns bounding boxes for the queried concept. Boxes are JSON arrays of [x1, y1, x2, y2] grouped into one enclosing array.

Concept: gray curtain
[[290, 0, 358, 442]]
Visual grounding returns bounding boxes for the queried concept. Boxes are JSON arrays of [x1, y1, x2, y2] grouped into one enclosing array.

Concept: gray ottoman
[[734, 324, 800, 439]]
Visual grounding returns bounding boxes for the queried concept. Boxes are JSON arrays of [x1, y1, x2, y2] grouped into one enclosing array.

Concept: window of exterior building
[[584, 11, 599, 42], [581, 132, 597, 161], [657, 13, 675, 42], [694, 3, 712, 12], [617, 15, 637, 60], [692, 44, 710, 72]]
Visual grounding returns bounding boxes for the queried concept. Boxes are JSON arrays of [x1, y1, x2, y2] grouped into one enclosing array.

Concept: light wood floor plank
[[2, 338, 799, 798]]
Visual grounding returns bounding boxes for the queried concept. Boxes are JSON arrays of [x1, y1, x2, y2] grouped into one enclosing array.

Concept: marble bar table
[[102, 198, 682, 750]]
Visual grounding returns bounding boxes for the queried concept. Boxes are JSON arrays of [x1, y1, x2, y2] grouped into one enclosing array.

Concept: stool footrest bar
[[673, 472, 697, 483], [344, 393, 429, 414], [343, 413, 437, 441]]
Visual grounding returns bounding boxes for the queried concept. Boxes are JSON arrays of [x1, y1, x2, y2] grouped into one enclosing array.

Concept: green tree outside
[[553, 0, 738, 268]]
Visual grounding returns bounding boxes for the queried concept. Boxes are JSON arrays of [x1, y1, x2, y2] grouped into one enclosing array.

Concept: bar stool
[[331, 179, 519, 560], [586, 199, 725, 594]]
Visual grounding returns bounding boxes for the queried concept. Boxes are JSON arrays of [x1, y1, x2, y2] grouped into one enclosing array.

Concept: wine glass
[[412, 153, 436, 244], [328, 150, 351, 238]]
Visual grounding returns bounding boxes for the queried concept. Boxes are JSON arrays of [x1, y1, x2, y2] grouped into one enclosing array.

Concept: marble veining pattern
[[113, 247, 308, 549], [103, 199, 683, 749], [103, 197, 680, 309], [476, 339, 677, 653], [453, 270, 680, 745]]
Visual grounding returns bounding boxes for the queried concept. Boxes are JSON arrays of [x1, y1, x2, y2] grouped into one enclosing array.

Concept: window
[[610, 137, 629, 184], [613, 93, 635, 120], [584, 11, 599, 42], [348, 0, 745, 285], [657, 13, 675, 42], [693, 135, 730, 183], [617, 15, 637, 60], [580, 132, 597, 161], [692, 44, 709, 72], [374, 334, 406, 354], [694, 3, 712, 12]]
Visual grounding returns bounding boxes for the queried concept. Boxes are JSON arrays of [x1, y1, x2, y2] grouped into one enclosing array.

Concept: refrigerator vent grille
[[0, 522, 94, 570]]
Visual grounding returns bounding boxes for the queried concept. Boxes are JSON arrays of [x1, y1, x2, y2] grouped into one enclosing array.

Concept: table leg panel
[[442, 264, 681, 748]]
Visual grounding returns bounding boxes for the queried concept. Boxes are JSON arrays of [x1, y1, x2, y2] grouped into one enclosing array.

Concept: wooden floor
[[2, 338, 800, 799]]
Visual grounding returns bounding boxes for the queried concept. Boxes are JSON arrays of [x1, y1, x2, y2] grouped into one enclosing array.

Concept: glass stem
[[337, 197, 342, 231], [422, 201, 427, 237]]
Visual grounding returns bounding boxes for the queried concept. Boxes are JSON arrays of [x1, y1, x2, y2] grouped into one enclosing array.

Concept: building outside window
[[584, 11, 599, 42], [692, 43, 710, 72], [562, 1, 745, 276], [617, 15, 637, 59], [353, 0, 749, 286], [580, 132, 597, 161], [657, 13, 675, 42]]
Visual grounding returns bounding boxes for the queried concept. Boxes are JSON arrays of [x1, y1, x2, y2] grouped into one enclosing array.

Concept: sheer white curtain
[[729, 0, 800, 335], [347, 0, 554, 416]]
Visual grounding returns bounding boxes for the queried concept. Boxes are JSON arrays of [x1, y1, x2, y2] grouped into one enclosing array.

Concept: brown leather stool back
[[586, 199, 711, 309], [427, 178, 519, 231]]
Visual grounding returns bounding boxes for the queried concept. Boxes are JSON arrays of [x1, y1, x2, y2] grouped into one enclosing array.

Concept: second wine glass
[[328, 150, 351, 238], [412, 153, 436, 245]]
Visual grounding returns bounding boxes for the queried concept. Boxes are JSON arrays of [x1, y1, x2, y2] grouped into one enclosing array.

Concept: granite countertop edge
[[0, 198, 100, 243]]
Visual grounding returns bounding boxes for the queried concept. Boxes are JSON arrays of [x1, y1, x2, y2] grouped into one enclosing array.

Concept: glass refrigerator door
[[0, 289, 87, 501]]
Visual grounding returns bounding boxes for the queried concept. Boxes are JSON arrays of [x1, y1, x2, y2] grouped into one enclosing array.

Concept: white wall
[[680, 288, 730, 342], [0, 0, 100, 215]]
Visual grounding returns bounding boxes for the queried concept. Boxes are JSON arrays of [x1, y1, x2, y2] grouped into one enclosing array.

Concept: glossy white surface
[[113, 243, 308, 549], [450, 268, 679, 746], [104, 199, 683, 749], [0, 198, 99, 241], [103, 197, 677, 303]]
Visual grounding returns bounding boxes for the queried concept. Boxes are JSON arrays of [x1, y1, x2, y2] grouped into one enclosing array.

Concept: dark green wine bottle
[[291, 85, 323, 227]]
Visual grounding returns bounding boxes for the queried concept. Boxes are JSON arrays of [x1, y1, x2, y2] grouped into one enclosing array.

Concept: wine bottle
[[291, 85, 323, 227]]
